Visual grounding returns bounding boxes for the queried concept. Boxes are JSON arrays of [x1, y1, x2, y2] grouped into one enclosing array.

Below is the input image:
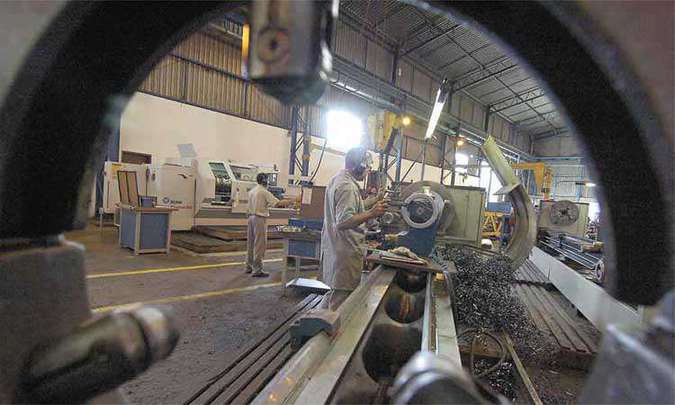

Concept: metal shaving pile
[[432, 245, 564, 401], [474, 360, 517, 401], [432, 245, 528, 334]]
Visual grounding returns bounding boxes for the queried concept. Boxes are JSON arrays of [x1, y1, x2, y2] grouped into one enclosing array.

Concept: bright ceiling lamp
[[425, 78, 451, 139], [326, 110, 363, 151]]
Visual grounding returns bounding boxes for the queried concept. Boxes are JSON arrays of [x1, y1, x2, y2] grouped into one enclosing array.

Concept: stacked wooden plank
[[512, 283, 597, 368], [184, 294, 324, 404], [194, 226, 283, 241], [171, 232, 283, 254]]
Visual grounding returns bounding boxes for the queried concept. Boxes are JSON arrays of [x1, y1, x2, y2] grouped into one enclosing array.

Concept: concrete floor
[[66, 225, 313, 404]]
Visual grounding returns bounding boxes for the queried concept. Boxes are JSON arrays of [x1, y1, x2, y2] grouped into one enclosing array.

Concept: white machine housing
[[146, 163, 195, 231], [538, 200, 589, 237], [194, 160, 258, 215], [444, 186, 486, 246]]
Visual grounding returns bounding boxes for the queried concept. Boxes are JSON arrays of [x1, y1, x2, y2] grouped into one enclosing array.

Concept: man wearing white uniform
[[320, 147, 387, 309], [247, 173, 292, 277]]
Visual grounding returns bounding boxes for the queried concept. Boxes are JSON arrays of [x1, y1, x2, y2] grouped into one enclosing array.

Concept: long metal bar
[[530, 247, 641, 331], [301, 106, 311, 177], [253, 268, 395, 405], [288, 106, 300, 184], [420, 140, 428, 181], [439, 135, 447, 183], [450, 132, 457, 185], [432, 273, 461, 367], [395, 132, 403, 182]]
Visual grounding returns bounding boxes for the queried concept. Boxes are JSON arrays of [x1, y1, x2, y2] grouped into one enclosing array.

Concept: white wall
[[120, 92, 453, 188], [121, 93, 293, 182]]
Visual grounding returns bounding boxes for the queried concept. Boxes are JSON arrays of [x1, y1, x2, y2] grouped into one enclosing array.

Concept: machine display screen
[[230, 165, 257, 182], [208, 162, 229, 180]]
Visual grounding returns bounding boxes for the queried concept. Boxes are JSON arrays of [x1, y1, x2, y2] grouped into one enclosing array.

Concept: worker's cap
[[345, 146, 373, 170]]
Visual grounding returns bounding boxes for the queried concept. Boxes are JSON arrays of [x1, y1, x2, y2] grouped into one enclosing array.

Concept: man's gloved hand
[[368, 200, 388, 218]]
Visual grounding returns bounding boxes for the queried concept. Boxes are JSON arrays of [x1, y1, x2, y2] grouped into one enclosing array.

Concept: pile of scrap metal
[[538, 231, 605, 283]]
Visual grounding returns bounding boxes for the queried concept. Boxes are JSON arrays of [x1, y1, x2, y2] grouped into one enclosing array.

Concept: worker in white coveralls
[[246, 173, 294, 277], [320, 146, 387, 309]]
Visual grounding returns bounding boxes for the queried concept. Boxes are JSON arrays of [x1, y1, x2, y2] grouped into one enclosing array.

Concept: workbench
[[280, 218, 328, 293], [118, 204, 176, 255]]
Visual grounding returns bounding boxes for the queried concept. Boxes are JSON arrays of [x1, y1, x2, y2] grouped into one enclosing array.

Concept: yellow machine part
[[481, 211, 504, 238], [511, 162, 553, 199]]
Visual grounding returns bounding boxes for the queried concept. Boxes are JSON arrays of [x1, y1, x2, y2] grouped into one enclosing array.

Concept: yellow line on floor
[[87, 258, 283, 279], [92, 282, 282, 313]]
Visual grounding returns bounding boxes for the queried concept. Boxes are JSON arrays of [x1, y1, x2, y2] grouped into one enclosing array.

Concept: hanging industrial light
[[424, 78, 451, 139]]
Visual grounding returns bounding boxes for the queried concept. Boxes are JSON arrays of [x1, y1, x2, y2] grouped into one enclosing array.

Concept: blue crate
[[288, 239, 320, 259], [289, 218, 323, 231], [487, 202, 512, 214]]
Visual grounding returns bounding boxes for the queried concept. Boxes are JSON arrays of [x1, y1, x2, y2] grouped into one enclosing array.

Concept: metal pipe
[[20, 305, 178, 404]]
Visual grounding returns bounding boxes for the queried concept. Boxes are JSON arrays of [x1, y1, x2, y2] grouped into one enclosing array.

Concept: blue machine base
[[397, 221, 440, 257]]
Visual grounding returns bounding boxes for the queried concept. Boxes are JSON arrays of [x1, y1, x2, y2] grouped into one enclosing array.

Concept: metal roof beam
[[453, 64, 519, 92], [436, 43, 493, 71], [409, 6, 560, 135], [532, 128, 570, 140], [476, 76, 532, 99], [515, 109, 558, 126], [491, 88, 547, 113], [330, 55, 533, 159], [339, 9, 398, 50], [488, 85, 541, 107], [371, 2, 409, 30], [400, 23, 463, 57]]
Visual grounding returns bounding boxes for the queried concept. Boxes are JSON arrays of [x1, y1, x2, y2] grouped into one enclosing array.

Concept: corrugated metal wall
[[549, 164, 593, 200], [138, 22, 531, 170]]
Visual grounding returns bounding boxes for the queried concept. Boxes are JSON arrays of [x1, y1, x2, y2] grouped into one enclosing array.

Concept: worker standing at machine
[[246, 173, 294, 277], [320, 147, 387, 309]]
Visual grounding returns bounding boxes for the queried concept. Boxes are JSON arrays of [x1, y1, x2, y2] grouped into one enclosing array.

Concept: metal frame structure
[[288, 106, 312, 185], [0, 1, 672, 402], [338, 0, 567, 140]]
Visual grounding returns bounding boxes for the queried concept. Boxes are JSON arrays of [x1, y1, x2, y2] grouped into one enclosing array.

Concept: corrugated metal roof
[[338, 0, 567, 140]]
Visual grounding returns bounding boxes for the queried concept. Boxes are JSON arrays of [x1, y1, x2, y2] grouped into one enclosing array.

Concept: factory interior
[[0, 1, 672, 404]]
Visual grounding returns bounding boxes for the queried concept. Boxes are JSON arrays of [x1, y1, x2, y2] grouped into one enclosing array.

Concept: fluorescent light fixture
[[425, 78, 450, 139], [326, 110, 363, 151], [585, 182, 596, 187]]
